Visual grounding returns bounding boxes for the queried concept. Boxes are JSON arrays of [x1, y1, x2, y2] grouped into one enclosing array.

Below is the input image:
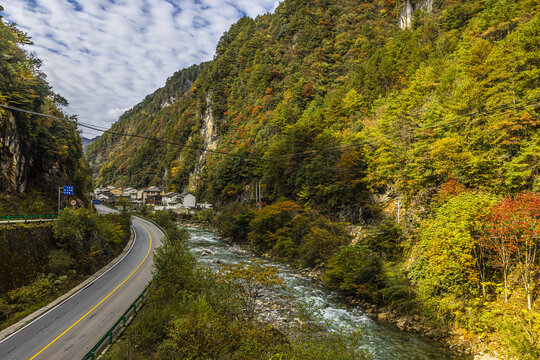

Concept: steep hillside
[[87, 0, 538, 219], [0, 14, 91, 214], [86, 63, 206, 186]]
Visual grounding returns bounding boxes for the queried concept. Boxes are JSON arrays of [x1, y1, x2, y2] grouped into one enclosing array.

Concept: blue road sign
[[92, 199, 101, 205], [63, 186, 74, 195]]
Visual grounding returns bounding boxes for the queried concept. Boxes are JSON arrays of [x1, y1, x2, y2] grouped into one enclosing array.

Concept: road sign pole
[[58, 187, 61, 215]]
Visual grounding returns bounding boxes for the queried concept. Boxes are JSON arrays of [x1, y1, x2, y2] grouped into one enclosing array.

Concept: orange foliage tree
[[483, 192, 540, 310]]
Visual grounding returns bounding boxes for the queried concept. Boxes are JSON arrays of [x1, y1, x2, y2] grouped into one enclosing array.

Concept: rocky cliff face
[[399, 0, 433, 29], [200, 95, 219, 153], [0, 111, 28, 195], [0, 108, 91, 207]]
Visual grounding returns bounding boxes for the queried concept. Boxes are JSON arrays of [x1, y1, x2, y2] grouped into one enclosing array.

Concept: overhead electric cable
[[268, 95, 539, 159], [2, 93, 537, 164], [0, 103, 274, 163]]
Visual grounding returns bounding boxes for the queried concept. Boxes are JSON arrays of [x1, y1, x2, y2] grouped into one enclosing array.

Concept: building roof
[[145, 186, 161, 192]]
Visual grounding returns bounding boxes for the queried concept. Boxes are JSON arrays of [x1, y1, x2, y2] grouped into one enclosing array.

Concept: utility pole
[[258, 181, 262, 210], [255, 181, 262, 210], [396, 197, 402, 224]]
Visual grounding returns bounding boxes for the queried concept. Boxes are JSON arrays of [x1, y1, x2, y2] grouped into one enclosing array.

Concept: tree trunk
[[503, 268, 509, 303]]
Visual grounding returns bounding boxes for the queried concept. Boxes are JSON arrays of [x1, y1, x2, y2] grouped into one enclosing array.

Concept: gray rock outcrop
[[399, 0, 433, 29], [0, 111, 27, 195]]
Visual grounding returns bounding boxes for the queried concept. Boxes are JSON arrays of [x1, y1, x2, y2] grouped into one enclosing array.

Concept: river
[[185, 226, 462, 360]]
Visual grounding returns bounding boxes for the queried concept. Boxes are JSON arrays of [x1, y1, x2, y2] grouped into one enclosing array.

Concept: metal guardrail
[[81, 212, 169, 360], [0, 214, 57, 223], [132, 214, 168, 238], [81, 283, 152, 360]]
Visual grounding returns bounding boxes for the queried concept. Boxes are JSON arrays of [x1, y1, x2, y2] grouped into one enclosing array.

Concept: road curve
[[0, 205, 163, 360]]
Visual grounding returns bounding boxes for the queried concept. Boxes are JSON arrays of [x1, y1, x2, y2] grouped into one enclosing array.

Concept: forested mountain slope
[[86, 63, 206, 185], [0, 12, 91, 214], [88, 0, 538, 217]]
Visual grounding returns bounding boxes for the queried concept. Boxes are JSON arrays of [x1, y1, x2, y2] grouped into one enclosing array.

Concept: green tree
[[410, 191, 499, 298]]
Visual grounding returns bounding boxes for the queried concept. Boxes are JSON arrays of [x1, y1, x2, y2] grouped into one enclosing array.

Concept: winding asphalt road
[[0, 205, 163, 360]]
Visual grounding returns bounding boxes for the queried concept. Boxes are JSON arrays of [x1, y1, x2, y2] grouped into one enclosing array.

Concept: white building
[[198, 203, 213, 209], [180, 192, 196, 209], [123, 187, 138, 200], [162, 192, 180, 207]]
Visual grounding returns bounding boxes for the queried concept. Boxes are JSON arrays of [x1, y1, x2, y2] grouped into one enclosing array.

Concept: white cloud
[[106, 107, 130, 120], [2, 0, 282, 137]]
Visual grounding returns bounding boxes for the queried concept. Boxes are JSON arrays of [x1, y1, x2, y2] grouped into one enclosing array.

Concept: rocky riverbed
[[185, 225, 466, 360]]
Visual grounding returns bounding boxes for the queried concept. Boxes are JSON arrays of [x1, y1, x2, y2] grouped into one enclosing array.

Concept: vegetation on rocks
[[0, 12, 91, 214]]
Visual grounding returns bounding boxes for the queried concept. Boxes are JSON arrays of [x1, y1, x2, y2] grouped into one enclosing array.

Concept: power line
[[0, 103, 76, 122], [0, 103, 274, 163], [268, 95, 540, 160], [3, 93, 537, 164]]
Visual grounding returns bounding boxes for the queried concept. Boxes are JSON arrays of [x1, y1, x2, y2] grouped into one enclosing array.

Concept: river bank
[[181, 220, 472, 359], [180, 219, 507, 360]]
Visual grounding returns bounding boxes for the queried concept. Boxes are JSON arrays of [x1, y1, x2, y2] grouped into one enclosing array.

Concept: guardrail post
[[109, 331, 113, 345]]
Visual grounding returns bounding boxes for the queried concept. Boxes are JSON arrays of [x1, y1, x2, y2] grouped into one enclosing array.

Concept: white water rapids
[[186, 226, 461, 360]]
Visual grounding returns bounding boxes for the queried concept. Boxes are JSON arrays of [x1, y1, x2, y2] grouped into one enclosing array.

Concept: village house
[[122, 187, 138, 200], [97, 193, 113, 204], [109, 187, 123, 197], [142, 186, 163, 205], [162, 192, 180, 207], [180, 192, 196, 208]]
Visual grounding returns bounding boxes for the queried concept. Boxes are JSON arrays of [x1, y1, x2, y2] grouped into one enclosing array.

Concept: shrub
[[299, 220, 351, 268], [219, 259, 284, 319], [362, 219, 404, 261], [214, 202, 254, 241], [47, 249, 74, 275], [248, 201, 302, 250], [192, 209, 216, 222], [324, 244, 383, 296]]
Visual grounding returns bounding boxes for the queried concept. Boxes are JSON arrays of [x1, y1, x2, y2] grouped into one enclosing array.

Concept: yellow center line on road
[[29, 221, 153, 360]]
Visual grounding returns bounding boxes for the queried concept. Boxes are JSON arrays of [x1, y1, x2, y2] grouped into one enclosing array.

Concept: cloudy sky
[[2, 0, 281, 137]]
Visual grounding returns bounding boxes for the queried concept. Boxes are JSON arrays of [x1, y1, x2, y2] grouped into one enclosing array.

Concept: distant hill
[[82, 135, 99, 153]]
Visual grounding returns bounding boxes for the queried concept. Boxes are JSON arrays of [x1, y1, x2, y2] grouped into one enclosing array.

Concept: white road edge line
[[0, 215, 142, 345]]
